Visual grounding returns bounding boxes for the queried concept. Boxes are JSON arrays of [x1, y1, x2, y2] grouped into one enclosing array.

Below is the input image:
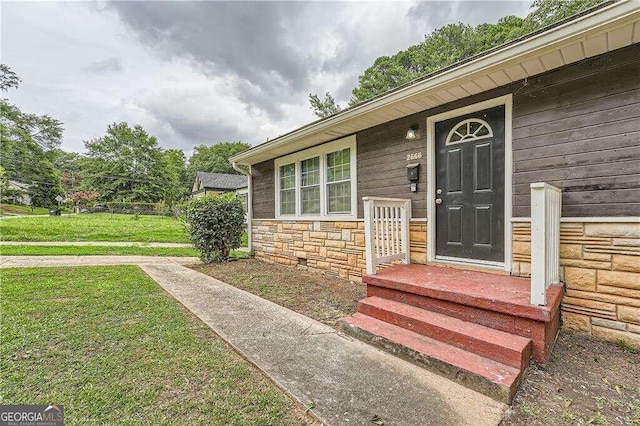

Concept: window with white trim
[[300, 156, 320, 214], [326, 148, 351, 213], [279, 163, 296, 215], [275, 136, 357, 219]]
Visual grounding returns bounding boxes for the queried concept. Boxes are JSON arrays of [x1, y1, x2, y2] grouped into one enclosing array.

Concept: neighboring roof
[[8, 180, 32, 190], [194, 172, 247, 190], [231, 0, 639, 166]]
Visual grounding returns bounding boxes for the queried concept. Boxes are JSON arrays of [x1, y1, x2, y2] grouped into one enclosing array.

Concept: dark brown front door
[[435, 105, 505, 263]]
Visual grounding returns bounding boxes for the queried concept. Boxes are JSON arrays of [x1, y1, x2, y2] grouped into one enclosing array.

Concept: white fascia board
[[231, 1, 639, 165]]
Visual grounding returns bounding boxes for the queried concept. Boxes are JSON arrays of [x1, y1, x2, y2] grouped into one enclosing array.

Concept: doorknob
[[435, 198, 442, 205], [436, 188, 443, 195]]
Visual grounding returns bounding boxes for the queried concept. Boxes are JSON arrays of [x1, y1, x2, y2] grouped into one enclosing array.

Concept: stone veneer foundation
[[253, 219, 639, 349], [252, 220, 427, 283], [512, 221, 640, 348]]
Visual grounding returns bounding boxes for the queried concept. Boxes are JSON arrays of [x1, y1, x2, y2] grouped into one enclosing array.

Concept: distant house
[[191, 172, 248, 208], [4, 180, 32, 205]]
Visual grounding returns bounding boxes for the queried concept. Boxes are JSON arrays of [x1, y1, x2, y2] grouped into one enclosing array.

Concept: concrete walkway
[[141, 263, 507, 425], [1, 256, 507, 424], [1, 241, 193, 248], [0, 256, 200, 268]]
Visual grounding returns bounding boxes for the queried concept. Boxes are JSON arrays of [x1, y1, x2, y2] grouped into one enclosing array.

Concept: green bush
[[184, 193, 246, 263]]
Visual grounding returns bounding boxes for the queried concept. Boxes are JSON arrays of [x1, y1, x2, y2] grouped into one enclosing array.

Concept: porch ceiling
[[232, 1, 640, 166]]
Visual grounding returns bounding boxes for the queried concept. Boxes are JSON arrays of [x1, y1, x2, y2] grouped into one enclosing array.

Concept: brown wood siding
[[356, 44, 639, 219], [511, 44, 640, 217], [357, 113, 428, 218], [356, 87, 513, 219], [251, 45, 639, 220], [252, 160, 275, 219]]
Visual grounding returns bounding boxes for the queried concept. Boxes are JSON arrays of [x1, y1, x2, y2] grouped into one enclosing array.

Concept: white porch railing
[[363, 197, 412, 275], [530, 182, 562, 306]]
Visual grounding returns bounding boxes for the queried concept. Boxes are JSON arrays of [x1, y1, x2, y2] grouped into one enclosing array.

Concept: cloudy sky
[[2, 1, 532, 155]]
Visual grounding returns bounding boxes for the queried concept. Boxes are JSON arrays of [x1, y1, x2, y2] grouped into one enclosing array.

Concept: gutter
[[232, 161, 253, 252]]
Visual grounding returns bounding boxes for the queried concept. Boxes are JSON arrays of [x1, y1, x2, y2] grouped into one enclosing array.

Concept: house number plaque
[[406, 152, 423, 161]]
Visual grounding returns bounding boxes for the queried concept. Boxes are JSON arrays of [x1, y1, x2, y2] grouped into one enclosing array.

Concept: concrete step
[[357, 296, 532, 371], [340, 313, 524, 403]]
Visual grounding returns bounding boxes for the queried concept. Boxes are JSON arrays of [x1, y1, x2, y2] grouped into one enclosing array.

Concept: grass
[[0, 213, 190, 243], [0, 245, 200, 257], [0, 246, 252, 258], [0, 203, 51, 216], [0, 266, 310, 425]]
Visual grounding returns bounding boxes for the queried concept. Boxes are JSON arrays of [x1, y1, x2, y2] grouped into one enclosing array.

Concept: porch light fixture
[[405, 124, 419, 140]]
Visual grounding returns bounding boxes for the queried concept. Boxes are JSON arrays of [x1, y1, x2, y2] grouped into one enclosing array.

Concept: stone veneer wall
[[252, 220, 427, 282], [512, 221, 640, 348]]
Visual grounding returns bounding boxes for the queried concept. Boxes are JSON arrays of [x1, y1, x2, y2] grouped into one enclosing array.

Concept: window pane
[[300, 156, 320, 214], [301, 186, 320, 214], [279, 163, 296, 215], [301, 157, 319, 187], [279, 163, 295, 189], [280, 189, 295, 215], [326, 148, 350, 183], [327, 181, 351, 213], [326, 148, 351, 214]]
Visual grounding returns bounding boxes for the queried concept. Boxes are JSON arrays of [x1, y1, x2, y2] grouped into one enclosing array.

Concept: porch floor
[[365, 263, 563, 322]]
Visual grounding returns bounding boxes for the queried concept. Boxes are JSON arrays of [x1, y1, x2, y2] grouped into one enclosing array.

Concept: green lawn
[[0, 245, 200, 257], [0, 266, 308, 425], [0, 213, 190, 243], [0, 203, 51, 216]]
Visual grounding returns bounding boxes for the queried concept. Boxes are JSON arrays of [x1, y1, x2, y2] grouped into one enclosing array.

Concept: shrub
[[184, 193, 246, 263]]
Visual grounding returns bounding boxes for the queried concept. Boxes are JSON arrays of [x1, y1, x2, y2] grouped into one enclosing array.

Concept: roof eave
[[231, 0, 639, 165]]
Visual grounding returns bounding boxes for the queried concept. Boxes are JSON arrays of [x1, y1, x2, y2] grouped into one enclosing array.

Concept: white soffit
[[232, 1, 640, 165]]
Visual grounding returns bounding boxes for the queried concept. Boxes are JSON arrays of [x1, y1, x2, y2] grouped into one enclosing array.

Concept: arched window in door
[[445, 118, 493, 145]]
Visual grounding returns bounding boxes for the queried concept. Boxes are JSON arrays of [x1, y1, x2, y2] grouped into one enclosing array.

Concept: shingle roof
[[195, 172, 247, 190]]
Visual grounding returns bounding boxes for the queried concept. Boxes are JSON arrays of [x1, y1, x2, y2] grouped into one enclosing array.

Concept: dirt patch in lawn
[[192, 259, 366, 326], [194, 259, 640, 425], [502, 331, 640, 425]]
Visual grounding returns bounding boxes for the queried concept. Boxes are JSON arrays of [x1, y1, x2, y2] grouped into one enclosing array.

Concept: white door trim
[[426, 94, 513, 272]]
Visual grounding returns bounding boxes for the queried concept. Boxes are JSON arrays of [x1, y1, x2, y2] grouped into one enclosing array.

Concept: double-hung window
[[275, 135, 356, 218], [279, 163, 296, 215], [300, 157, 320, 214], [326, 148, 351, 214]]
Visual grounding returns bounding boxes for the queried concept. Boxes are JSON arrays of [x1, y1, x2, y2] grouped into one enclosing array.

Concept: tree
[[162, 149, 188, 209], [186, 141, 251, 187], [0, 64, 64, 207], [346, 0, 604, 105], [524, 0, 603, 31], [0, 64, 20, 91], [309, 92, 342, 118], [48, 148, 83, 196], [80, 122, 169, 202], [70, 190, 100, 208]]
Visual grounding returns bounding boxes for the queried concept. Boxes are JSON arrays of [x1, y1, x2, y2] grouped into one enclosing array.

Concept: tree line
[[1, 64, 249, 209]]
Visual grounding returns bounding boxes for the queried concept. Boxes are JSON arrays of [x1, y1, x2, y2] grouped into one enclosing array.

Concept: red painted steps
[[340, 264, 563, 403], [364, 264, 563, 363], [357, 296, 532, 371], [341, 313, 524, 403]]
